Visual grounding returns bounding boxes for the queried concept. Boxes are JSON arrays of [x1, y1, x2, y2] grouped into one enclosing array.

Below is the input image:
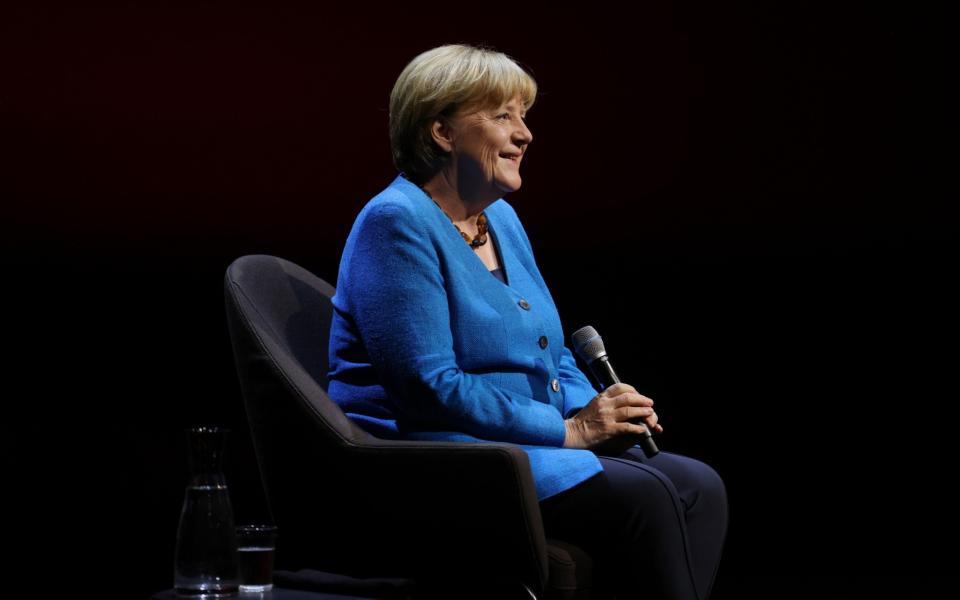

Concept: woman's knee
[[695, 459, 726, 506], [604, 459, 682, 524], [651, 453, 726, 510], [679, 457, 728, 528]]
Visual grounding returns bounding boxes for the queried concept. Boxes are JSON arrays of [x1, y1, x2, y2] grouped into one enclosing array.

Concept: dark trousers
[[539, 450, 728, 600]]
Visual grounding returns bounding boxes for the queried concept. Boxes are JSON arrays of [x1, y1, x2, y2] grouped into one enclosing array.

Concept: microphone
[[571, 325, 659, 457]]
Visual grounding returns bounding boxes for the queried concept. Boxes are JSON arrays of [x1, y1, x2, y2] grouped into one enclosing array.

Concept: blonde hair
[[389, 44, 537, 184]]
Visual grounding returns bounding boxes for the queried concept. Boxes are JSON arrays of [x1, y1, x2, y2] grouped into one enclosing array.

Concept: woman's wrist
[[563, 418, 583, 449]]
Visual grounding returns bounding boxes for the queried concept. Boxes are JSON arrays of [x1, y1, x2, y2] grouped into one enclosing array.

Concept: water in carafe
[[174, 427, 239, 596]]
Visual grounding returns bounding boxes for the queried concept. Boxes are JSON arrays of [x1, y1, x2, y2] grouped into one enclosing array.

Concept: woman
[[328, 44, 727, 600]]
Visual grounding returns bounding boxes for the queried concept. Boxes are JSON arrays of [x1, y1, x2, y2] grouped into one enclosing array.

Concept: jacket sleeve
[[559, 346, 598, 418], [339, 201, 567, 447]]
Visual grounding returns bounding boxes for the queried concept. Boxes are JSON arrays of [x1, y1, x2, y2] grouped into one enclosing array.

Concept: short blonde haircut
[[389, 44, 537, 184]]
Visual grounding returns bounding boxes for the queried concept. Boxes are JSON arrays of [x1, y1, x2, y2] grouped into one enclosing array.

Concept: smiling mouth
[[499, 153, 521, 162]]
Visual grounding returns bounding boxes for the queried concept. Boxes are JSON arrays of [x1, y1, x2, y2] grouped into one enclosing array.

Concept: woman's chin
[[495, 177, 522, 195]]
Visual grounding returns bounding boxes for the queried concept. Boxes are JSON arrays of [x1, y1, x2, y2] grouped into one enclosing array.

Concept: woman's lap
[[539, 450, 727, 600]]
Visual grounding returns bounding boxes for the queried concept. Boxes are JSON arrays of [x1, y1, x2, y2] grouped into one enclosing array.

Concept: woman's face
[[439, 96, 533, 199]]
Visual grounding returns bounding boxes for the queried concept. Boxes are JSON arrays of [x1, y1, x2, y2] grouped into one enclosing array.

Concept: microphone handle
[[592, 356, 660, 457]]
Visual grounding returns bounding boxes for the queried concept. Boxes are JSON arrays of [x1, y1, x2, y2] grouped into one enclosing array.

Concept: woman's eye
[[496, 113, 511, 120]]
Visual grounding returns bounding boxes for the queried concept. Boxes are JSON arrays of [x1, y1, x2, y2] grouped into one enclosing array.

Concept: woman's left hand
[[564, 382, 663, 456]]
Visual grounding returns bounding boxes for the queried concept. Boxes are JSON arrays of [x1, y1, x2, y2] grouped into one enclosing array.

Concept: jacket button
[[538, 336, 548, 349], [518, 299, 530, 310], [551, 379, 560, 392]]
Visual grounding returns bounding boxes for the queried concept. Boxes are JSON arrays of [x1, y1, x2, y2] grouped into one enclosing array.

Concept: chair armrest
[[342, 438, 549, 590]]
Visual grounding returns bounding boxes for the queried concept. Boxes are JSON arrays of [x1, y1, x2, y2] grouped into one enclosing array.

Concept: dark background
[[2, 2, 954, 598]]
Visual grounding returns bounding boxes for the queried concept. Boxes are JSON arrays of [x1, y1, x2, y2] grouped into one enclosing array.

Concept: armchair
[[224, 255, 595, 599]]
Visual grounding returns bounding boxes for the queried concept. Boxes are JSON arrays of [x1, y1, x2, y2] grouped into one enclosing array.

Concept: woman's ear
[[430, 118, 455, 153]]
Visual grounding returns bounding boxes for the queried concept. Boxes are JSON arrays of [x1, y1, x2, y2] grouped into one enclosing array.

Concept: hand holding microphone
[[569, 326, 661, 457]]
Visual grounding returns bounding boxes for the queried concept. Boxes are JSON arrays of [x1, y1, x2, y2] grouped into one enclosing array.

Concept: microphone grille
[[571, 325, 607, 362]]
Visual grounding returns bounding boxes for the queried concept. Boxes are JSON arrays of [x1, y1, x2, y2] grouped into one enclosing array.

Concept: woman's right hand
[[563, 383, 661, 456]]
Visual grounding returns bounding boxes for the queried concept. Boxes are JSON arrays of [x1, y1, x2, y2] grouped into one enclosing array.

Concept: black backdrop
[[2, 2, 954, 598]]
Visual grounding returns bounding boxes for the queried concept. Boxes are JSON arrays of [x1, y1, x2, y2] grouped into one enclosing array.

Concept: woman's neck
[[421, 170, 495, 224]]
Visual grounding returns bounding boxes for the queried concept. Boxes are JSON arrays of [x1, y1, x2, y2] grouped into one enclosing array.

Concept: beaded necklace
[[421, 187, 489, 249]]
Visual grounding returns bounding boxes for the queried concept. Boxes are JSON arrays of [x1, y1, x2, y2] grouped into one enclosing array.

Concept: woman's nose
[[514, 120, 533, 146]]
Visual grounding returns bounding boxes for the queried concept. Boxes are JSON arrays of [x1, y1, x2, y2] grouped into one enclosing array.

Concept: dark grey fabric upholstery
[[224, 254, 595, 598]]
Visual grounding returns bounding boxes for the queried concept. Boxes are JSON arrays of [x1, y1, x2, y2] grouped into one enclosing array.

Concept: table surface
[[151, 589, 379, 600]]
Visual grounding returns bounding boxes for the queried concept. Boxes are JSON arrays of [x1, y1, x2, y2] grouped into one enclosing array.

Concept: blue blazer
[[328, 175, 603, 500]]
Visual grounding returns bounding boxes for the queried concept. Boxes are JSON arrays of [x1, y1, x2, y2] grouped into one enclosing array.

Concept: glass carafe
[[174, 427, 239, 596]]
